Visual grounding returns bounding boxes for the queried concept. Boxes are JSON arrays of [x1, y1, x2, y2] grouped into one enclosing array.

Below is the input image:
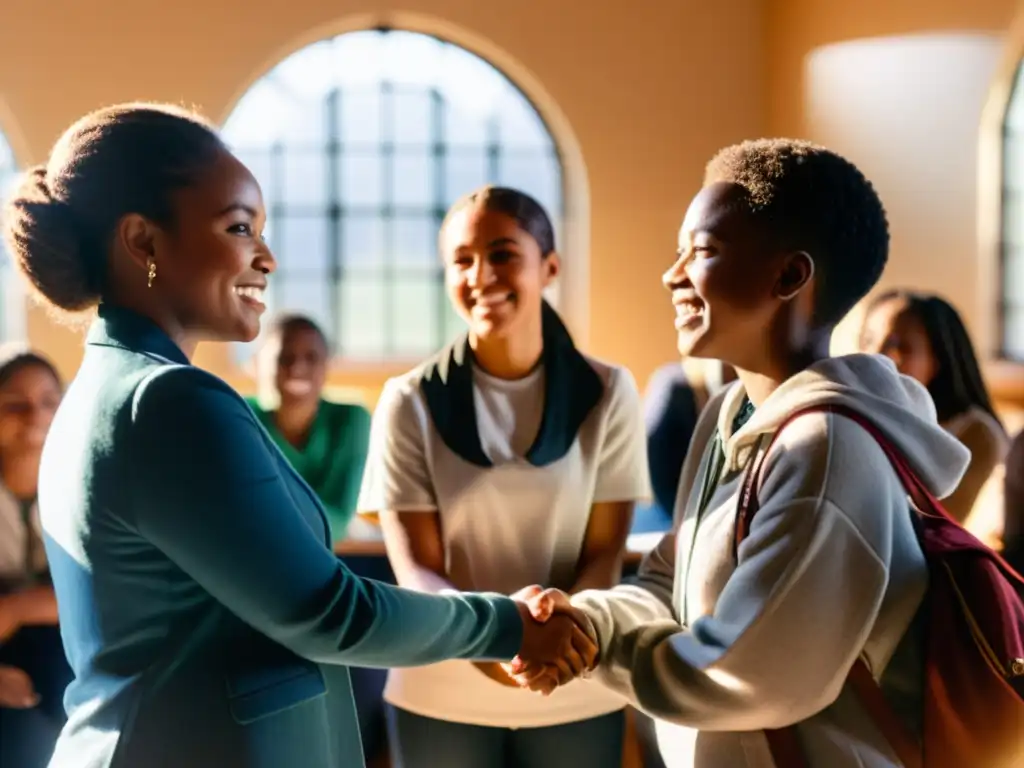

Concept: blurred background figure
[[859, 290, 1009, 528], [0, 347, 71, 768], [1000, 429, 1024, 573], [640, 359, 735, 528], [249, 314, 372, 543]]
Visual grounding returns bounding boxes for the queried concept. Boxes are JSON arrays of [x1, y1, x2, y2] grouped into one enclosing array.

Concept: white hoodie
[[573, 354, 971, 767]]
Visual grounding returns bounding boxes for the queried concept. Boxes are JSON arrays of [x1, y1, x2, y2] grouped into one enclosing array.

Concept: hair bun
[[3, 165, 101, 314]]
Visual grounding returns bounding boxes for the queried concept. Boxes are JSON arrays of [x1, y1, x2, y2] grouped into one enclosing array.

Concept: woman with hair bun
[[2, 103, 593, 768]]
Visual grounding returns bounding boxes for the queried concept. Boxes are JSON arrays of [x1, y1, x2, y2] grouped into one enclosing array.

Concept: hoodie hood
[[718, 353, 971, 499]]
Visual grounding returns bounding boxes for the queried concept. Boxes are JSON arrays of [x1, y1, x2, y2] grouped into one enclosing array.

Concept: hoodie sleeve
[[572, 411, 907, 731]]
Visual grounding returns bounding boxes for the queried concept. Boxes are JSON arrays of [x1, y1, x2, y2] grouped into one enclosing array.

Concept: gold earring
[[147, 259, 156, 289]]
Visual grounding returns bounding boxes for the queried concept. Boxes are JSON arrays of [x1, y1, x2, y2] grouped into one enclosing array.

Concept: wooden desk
[[336, 531, 666, 563]]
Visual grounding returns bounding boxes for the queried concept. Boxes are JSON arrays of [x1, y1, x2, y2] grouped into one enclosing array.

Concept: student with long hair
[[0, 347, 71, 767], [509, 139, 971, 767], [859, 290, 1009, 524], [359, 186, 649, 768]]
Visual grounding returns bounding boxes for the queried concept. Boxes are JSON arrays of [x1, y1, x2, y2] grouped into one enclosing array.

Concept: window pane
[[341, 151, 383, 207], [222, 29, 566, 364], [0, 141, 17, 272], [444, 148, 489, 205], [496, 93, 552, 149], [1007, 69, 1024, 130], [1004, 249, 1024, 306], [391, 151, 434, 208], [340, 88, 383, 144], [275, 215, 330, 278], [444, 300, 467, 342], [332, 29, 387, 87], [282, 98, 329, 146], [443, 99, 489, 146], [1004, 134, 1024, 188], [283, 148, 328, 209], [235, 148, 272, 186], [342, 216, 386, 268], [222, 79, 293, 147], [339, 275, 387, 358], [498, 150, 562, 215], [394, 215, 439, 267], [1004, 190, 1024, 248], [393, 276, 441, 355], [392, 88, 434, 146], [273, 39, 337, 101], [381, 30, 442, 86], [1004, 304, 1024, 360], [276, 277, 333, 336]]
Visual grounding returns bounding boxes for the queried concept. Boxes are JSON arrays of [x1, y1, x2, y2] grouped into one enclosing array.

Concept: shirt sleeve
[[593, 367, 652, 503], [129, 366, 522, 668], [574, 412, 907, 731], [357, 378, 438, 514]]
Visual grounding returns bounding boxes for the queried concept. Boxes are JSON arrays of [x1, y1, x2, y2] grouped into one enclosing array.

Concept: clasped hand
[[506, 586, 597, 696]]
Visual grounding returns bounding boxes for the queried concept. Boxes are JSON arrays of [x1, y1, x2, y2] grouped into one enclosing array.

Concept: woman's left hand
[[0, 594, 24, 643]]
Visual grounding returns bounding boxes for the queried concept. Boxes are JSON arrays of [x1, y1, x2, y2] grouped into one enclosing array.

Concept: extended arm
[[573, 415, 899, 730], [131, 367, 524, 669]]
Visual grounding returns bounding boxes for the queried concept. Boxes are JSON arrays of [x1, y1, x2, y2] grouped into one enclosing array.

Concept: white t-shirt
[[0, 484, 45, 590], [358, 356, 651, 727]]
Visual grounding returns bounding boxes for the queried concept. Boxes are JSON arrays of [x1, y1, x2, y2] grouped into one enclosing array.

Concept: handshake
[[478, 586, 600, 696]]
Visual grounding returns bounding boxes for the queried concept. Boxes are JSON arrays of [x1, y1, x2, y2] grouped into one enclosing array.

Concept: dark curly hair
[[704, 138, 890, 326]]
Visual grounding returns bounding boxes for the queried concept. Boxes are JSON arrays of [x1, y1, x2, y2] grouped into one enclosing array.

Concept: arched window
[[1000, 63, 1024, 360], [222, 28, 564, 362], [0, 133, 22, 341]]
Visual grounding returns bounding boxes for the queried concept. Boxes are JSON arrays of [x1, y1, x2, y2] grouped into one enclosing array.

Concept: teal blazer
[[40, 305, 523, 768]]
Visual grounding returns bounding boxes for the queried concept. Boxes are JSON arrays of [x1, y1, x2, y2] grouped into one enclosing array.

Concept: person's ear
[[116, 213, 159, 275], [542, 252, 561, 288], [775, 251, 815, 301]]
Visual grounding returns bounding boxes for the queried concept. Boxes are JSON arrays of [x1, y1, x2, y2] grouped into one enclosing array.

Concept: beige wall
[[805, 33, 1005, 354], [1, 0, 1021, 407], [0, 0, 764, 399]]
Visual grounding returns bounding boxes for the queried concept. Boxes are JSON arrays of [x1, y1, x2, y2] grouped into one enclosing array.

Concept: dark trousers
[[387, 706, 625, 768], [0, 625, 73, 768]]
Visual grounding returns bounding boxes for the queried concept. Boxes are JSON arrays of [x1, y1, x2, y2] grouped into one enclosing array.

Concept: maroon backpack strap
[[737, 404, 923, 768]]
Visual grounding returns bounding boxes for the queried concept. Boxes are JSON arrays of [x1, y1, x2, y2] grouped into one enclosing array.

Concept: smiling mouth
[[235, 286, 266, 308], [471, 292, 514, 313], [673, 299, 704, 329]]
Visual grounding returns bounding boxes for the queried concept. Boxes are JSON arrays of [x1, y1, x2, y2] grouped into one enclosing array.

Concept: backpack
[[735, 404, 1024, 768]]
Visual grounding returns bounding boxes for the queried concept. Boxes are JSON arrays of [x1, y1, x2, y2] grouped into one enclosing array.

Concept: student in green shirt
[[248, 314, 371, 543]]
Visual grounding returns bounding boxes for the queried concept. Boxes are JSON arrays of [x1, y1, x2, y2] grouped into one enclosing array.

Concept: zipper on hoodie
[[680, 398, 755, 619]]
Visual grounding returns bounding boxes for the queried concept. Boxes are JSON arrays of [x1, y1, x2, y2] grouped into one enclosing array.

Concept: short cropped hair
[[704, 138, 890, 326]]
